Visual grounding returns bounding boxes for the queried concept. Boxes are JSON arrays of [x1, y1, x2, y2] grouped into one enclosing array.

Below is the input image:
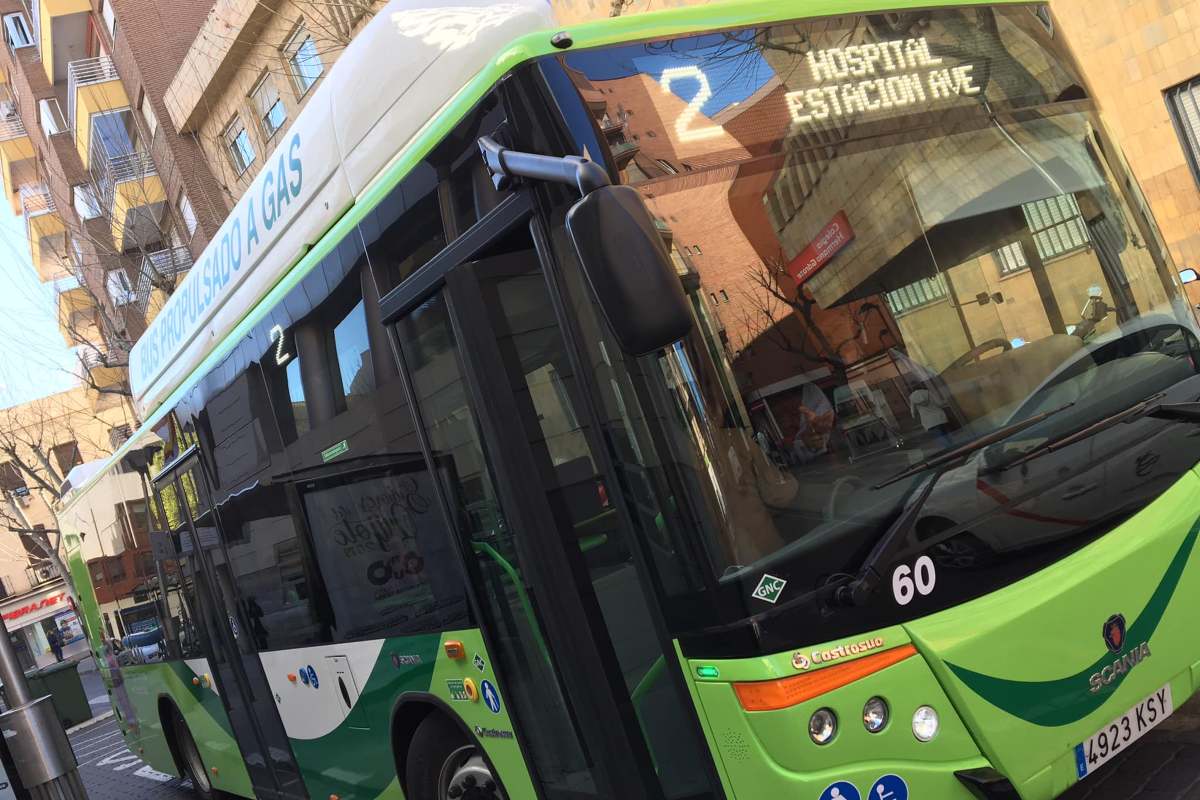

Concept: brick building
[[0, 0, 225, 409], [164, 0, 383, 206]]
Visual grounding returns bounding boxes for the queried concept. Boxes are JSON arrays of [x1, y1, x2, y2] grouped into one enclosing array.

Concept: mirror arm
[[478, 136, 610, 197]]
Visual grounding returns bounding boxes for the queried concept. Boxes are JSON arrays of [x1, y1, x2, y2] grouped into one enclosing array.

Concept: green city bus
[[54, 0, 1200, 798]]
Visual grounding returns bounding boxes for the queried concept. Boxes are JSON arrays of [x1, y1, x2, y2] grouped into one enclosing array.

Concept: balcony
[[32, 0, 91, 85], [96, 150, 165, 250], [78, 344, 128, 391], [0, 110, 34, 210], [136, 246, 192, 316], [54, 276, 97, 346], [20, 184, 69, 281], [26, 561, 57, 589], [67, 56, 126, 167]]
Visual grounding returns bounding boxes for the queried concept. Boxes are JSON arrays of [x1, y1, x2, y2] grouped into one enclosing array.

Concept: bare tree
[[737, 257, 895, 379], [0, 397, 117, 604]]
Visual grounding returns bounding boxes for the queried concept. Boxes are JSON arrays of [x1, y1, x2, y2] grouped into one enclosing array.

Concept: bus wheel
[[173, 712, 214, 800], [407, 713, 504, 800]]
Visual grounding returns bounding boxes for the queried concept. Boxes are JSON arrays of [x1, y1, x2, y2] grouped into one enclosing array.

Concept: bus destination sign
[[785, 37, 981, 125]]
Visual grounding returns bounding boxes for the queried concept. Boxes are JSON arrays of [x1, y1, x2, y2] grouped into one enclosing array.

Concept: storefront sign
[[2, 590, 66, 626], [787, 211, 855, 285]]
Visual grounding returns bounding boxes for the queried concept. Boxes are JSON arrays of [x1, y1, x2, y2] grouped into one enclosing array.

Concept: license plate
[[1074, 684, 1173, 779]]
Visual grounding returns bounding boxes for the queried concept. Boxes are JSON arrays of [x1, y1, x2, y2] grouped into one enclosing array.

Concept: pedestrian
[[47, 626, 62, 663]]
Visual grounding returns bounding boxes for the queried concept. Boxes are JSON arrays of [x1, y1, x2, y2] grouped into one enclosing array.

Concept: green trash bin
[[27, 661, 92, 728]]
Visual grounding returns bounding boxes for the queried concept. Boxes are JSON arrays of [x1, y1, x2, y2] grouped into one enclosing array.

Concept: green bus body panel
[[910, 469, 1200, 798], [684, 627, 986, 799], [678, 470, 1200, 800], [111, 662, 254, 797], [272, 629, 535, 800]]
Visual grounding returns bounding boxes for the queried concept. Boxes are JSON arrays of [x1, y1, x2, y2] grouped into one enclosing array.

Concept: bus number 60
[[892, 556, 936, 606]]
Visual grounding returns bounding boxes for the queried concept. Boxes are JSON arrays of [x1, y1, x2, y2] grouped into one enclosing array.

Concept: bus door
[[383, 196, 721, 800], [153, 452, 309, 800]]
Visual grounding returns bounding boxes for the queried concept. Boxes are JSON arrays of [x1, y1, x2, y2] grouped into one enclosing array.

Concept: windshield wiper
[[837, 401, 1074, 608], [991, 395, 1200, 472], [873, 402, 1075, 489]]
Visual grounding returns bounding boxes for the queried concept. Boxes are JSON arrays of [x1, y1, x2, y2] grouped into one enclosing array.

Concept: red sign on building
[[786, 211, 855, 285]]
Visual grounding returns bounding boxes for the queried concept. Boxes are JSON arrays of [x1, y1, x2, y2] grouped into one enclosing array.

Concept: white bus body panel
[[129, 0, 555, 419]]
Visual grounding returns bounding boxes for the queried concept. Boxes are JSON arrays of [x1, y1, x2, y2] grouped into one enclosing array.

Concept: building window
[[1167, 78, 1200, 189], [995, 241, 1028, 275], [885, 273, 948, 315], [284, 24, 324, 96], [100, 0, 117, 38], [3, 13, 32, 50], [251, 75, 287, 139], [138, 91, 157, 137], [1023, 194, 1089, 261], [52, 441, 82, 475], [38, 99, 66, 136], [223, 116, 255, 175], [178, 192, 197, 237], [106, 269, 135, 306], [73, 184, 100, 220]]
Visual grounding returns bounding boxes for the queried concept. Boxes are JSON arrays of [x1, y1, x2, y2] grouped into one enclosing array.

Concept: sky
[[564, 30, 775, 116], [0, 201, 81, 409]]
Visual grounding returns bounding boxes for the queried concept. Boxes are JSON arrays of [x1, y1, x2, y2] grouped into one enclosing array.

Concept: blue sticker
[[868, 775, 908, 800], [298, 667, 309, 685], [306, 665, 319, 689], [818, 781, 860, 800], [480, 680, 501, 714]]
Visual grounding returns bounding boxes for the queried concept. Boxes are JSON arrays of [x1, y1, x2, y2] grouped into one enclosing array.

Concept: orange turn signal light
[[444, 640, 465, 659], [733, 645, 917, 712]]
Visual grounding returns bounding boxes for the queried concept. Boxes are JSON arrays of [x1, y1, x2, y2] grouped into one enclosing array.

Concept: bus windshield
[[562, 5, 1200, 652]]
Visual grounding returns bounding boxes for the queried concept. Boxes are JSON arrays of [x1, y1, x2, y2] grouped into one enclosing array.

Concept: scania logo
[[1102, 614, 1126, 653], [1088, 641, 1151, 693]]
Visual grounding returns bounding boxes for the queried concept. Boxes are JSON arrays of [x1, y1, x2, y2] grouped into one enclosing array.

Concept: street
[[70, 661, 192, 800]]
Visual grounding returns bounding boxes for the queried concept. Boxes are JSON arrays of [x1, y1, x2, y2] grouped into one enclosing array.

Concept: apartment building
[[0, 0, 224, 405], [0, 385, 134, 668], [165, 0, 384, 205]]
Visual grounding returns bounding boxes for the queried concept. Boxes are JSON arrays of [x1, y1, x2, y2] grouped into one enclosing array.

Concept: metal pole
[[0, 613, 32, 709]]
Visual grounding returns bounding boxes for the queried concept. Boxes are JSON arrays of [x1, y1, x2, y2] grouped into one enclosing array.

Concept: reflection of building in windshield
[[568, 8, 1180, 460]]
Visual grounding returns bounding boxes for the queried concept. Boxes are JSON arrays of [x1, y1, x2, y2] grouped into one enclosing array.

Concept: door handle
[[338, 677, 352, 709]]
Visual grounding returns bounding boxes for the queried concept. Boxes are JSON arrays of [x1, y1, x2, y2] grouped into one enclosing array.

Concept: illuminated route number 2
[[659, 66, 724, 143], [892, 556, 936, 605]]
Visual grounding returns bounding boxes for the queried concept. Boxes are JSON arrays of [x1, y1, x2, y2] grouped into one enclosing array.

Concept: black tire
[[172, 710, 215, 800], [406, 713, 503, 800]]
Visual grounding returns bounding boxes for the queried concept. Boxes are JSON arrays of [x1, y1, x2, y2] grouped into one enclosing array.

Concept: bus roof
[[64, 0, 1027, 518]]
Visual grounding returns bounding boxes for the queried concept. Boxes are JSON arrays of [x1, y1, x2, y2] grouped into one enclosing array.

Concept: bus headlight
[[809, 708, 837, 745], [863, 697, 888, 733], [912, 705, 939, 741]]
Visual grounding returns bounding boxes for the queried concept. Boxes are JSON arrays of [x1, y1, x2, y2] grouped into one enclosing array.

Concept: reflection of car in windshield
[[918, 314, 1200, 567]]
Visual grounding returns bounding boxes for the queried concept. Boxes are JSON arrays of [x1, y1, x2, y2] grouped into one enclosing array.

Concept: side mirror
[[566, 185, 693, 355], [478, 136, 693, 355]]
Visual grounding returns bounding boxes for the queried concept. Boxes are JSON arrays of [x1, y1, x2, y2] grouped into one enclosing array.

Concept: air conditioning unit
[[35, 565, 54, 582], [0, 102, 16, 120]]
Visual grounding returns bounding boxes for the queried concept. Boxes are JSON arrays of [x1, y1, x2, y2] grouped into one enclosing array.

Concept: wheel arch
[[156, 692, 186, 780], [389, 691, 510, 797]]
